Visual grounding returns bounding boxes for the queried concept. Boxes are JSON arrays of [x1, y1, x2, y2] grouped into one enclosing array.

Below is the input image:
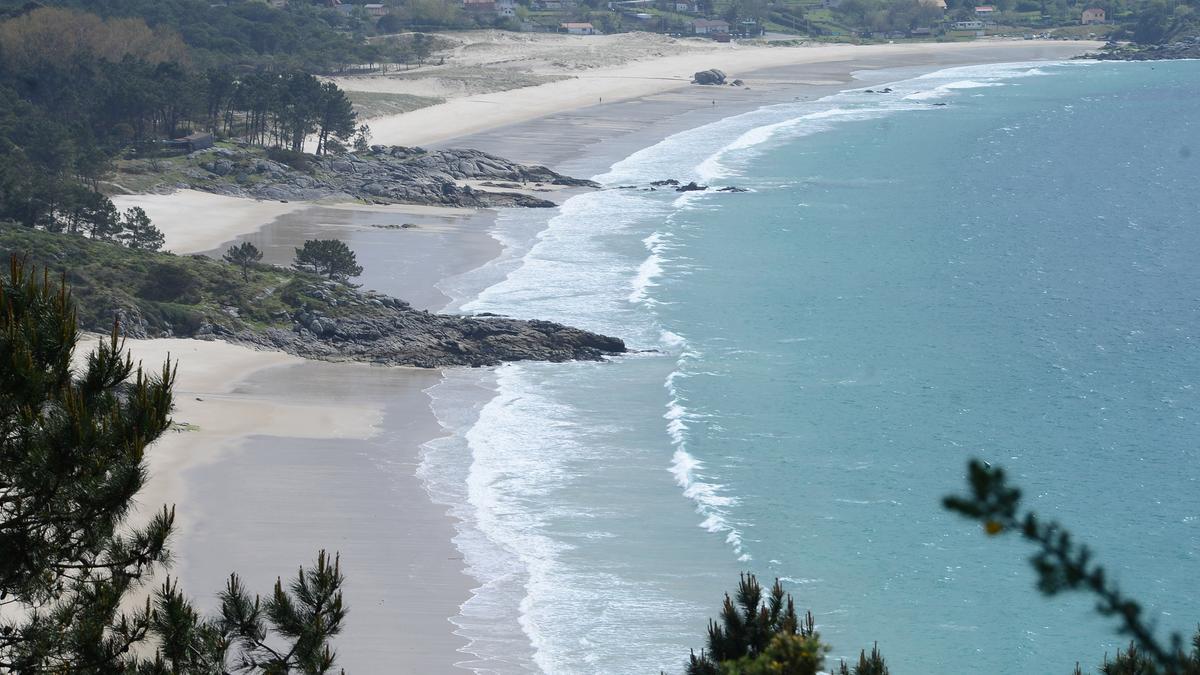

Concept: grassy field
[[346, 90, 445, 119]]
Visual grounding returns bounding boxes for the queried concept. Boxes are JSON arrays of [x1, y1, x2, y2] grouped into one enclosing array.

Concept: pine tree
[[315, 81, 357, 156], [837, 643, 890, 675], [293, 239, 362, 281], [0, 256, 176, 670], [118, 206, 165, 252], [223, 241, 264, 281], [687, 574, 829, 675], [0, 257, 349, 672]]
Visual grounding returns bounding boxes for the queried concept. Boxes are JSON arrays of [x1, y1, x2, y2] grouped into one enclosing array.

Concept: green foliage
[[353, 124, 373, 155], [0, 0, 379, 71], [837, 644, 890, 675], [0, 256, 176, 670], [0, 223, 357, 338], [0, 254, 349, 673], [218, 551, 347, 673], [315, 81, 357, 156], [137, 261, 201, 304], [720, 633, 828, 675], [687, 574, 832, 675], [946, 460, 1200, 675], [266, 147, 313, 174], [119, 206, 165, 252], [294, 239, 363, 282], [0, 6, 362, 238], [223, 241, 263, 281]]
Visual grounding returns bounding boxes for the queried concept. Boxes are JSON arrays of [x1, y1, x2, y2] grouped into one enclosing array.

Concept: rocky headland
[[0, 224, 625, 368], [1083, 36, 1200, 60], [118, 145, 599, 209], [220, 285, 626, 368]]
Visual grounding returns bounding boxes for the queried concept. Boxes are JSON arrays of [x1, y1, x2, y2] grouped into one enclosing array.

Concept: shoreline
[[351, 39, 1099, 155], [127, 40, 1102, 674]]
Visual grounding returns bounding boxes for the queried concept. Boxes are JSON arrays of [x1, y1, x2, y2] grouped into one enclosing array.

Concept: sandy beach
[[115, 34, 1102, 673], [74, 336, 474, 672], [337, 35, 1098, 150], [109, 190, 306, 254]]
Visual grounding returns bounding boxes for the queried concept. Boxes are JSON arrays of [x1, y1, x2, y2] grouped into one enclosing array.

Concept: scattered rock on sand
[[692, 68, 727, 85]]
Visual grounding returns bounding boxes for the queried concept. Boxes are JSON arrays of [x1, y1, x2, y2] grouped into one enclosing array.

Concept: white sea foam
[[904, 80, 1005, 101], [665, 345, 750, 562], [423, 57, 1086, 673], [629, 232, 667, 305]]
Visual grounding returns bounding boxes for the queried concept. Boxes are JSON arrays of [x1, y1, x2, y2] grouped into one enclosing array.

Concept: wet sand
[[204, 203, 500, 311]]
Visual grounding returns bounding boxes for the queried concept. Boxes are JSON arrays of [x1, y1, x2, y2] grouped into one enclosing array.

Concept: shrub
[[266, 147, 312, 173], [138, 261, 201, 304]]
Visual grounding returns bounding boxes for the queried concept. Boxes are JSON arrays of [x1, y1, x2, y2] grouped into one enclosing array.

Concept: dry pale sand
[[110, 190, 305, 254], [72, 336, 471, 671], [72, 337, 381, 530], [344, 38, 1100, 147]]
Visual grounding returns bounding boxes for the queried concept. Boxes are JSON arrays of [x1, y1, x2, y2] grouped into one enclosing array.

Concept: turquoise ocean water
[[421, 60, 1200, 674]]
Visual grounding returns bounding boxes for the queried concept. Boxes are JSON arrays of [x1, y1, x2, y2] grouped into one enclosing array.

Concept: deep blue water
[[425, 60, 1200, 674]]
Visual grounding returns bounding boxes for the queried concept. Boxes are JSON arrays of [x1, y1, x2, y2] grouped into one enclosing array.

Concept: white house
[[1081, 7, 1106, 23], [497, 0, 517, 15]]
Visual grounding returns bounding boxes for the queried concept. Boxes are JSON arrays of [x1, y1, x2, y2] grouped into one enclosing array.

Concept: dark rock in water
[[932, 102, 947, 107], [716, 186, 748, 192], [731, 79, 745, 86], [650, 179, 680, 186], [692, 68, 727, 85], [675, 181, 707, 192]]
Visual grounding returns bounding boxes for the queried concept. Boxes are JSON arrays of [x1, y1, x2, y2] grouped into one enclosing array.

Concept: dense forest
[[0, 5, 361, 239]]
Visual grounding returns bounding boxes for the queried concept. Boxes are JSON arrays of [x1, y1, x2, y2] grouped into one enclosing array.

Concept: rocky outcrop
[[1084, 36, 1200, 60], [184, 146, 599, 208], [692, 69, 727, 85], [220, 285, 625, 367]]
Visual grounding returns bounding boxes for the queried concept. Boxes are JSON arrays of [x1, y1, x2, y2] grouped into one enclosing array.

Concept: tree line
[[0, 6, 356, 239], [0, 0, 378, 72]]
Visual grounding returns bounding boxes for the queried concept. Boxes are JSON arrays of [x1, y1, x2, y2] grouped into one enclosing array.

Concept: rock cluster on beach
[[181, 146, 599, 208]]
